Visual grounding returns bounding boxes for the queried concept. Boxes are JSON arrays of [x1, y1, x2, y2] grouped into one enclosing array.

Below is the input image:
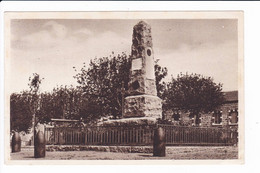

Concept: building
[[209, 91, 238, 128], [164, 91, 238, 128]]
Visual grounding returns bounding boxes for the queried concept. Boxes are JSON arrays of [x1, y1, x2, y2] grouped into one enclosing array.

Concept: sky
[[10, 19, 238, 93]]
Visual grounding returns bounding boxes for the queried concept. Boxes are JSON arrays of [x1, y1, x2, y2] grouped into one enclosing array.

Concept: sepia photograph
[[4, 12, 244, 164]]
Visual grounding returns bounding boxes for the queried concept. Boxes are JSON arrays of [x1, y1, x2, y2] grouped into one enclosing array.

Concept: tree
[[10, 91, 34, 133], [10, 55, 168, 128], [10, 73, 44, 133], [163, 73, 225, 126], [155, 60, 168, 99], [74, 53, 131, 120], [38, 86, 84, 123], [28, 73, 43, 127], [74, 53, 168, 122]]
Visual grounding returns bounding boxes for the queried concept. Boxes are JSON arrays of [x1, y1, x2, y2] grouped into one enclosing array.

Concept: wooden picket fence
[[158, 124, 238, 146], [45, 125, 154, 146], [45, 127, 85, 145], [45, 124, 238, 146]]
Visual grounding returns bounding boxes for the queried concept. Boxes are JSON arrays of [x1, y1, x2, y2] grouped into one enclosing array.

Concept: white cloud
[[16, 21, 69, 49], [43, 21, 68, 39], [10, 22, 131, 93], [84, 31, 130, 57], [73, 28, 93, 36], [20, 30, 54, 49]]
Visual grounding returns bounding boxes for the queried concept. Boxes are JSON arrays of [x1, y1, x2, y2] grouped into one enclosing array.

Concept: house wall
[[164, 102, 238, 128], [199, 102, 238, 128], [200, 113, 212, 127], [180, 112, 193, 126], [220, 102, 238, 127]]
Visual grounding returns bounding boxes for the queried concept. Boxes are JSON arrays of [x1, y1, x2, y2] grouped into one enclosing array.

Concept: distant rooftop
[[223, 91, 238, 102]]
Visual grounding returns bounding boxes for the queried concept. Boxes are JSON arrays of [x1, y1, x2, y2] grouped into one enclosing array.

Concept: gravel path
[[10, 146, 238, 160]]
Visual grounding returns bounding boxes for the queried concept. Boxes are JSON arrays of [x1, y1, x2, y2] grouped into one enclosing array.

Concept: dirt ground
[[10, 146, 238, 160]]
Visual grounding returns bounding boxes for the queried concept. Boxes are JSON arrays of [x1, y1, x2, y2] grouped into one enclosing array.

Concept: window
[[190, 114, 201, 126], [172, 113, 180, 121], [212, 111, 222, 125], [229, 109, 238, 124]]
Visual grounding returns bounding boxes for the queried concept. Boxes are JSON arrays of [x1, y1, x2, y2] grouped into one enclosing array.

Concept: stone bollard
[[34, 131, 46, 158], [11, 132, 21, 153], [153, 127, 166, 157]]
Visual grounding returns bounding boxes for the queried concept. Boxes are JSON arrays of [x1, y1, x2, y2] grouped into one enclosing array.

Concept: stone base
[[123, 94, 162, 118]]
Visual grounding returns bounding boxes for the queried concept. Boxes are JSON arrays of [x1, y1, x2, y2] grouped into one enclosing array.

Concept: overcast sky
[[10, 19, 238, 93]]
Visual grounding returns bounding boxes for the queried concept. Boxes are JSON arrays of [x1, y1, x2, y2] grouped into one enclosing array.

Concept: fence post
[[153, 127, 166, 157], [11, 131, 21, 153], [34, 131, 46, 158]]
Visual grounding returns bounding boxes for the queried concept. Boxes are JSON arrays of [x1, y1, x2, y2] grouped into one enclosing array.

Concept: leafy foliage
[[10, 92, 34, 133], [10, 73, 44, 133], [28, 73, 44, 130], [10, 54, 168, 130], [154, 61, 168, 98], [28, 73, 43, 94], [74, 53, 168, 121], [74, 53, 131, 120], [162, 73, 225, 125], [38, 86, 95, 124]]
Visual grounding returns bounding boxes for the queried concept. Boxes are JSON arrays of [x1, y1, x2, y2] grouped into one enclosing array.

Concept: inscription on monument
[[132, 58, 142, 71]]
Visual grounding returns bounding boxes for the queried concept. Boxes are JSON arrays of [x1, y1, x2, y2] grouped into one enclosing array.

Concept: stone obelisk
[[123, 21, 162, 119]]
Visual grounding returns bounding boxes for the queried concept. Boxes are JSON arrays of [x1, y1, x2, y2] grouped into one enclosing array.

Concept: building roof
[[223, 91, 238, 102]]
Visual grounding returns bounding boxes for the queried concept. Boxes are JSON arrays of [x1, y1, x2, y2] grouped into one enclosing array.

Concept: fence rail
[[45, 124, 238, 146], [45, 125, 154, 146], [158, 124, 238, 146]]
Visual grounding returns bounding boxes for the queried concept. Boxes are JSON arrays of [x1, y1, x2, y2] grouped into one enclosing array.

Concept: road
[[10, 146, 238, 160]]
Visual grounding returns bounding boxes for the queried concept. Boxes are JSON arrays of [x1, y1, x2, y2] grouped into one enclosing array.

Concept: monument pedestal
[[123, 95, 162, 118]]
